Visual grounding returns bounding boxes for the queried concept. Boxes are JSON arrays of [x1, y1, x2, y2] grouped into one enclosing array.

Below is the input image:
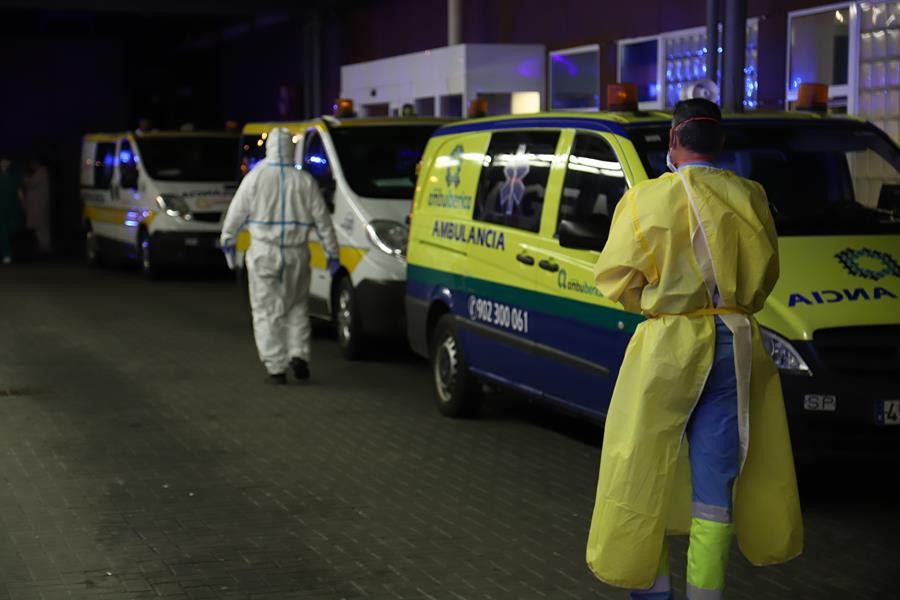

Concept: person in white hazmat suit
[[221, 127, 340, 385]]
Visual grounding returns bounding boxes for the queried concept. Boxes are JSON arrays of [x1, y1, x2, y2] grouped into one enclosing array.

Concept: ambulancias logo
[[445, 144, 463, 189], [835, 248, 900, 281]]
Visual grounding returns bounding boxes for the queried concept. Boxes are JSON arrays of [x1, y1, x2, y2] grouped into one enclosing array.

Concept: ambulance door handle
[[539, 259, 559, 273], [516, 253, 535, 266]]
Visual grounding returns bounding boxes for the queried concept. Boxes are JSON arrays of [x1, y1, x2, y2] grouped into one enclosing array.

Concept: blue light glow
[[517, 57, 541, 78], [119, 149, 133, 164], [551, 53, 578, 77]]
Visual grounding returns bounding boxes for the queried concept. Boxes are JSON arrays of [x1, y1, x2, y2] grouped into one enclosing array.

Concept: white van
[[80, 130, 240, 278], [239, 116, 450, 357]]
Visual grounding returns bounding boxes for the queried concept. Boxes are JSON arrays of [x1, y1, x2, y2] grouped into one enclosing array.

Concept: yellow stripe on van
[[309, 242, 367, 273], [241, 121, 309, 135], [84, 205, 156, 226], [83, 133, 122, 143]]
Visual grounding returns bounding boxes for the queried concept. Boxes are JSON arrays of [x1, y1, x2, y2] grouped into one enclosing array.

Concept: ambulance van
[[80, 130, 240, 278], [405, 99, 900, 460], [239, 116, 451, 358]]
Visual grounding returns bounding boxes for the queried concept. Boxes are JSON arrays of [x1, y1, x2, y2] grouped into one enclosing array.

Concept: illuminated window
[[787, 4, 851, 110], [619, 20, 759, 110], [858, 2, 900, 143], [619, 38, 660, 105], [549, 45, 600, 110]]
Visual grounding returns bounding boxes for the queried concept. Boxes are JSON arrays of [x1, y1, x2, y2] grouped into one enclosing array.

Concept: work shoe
[[290, 357, 310, 381], [266, 373, 288, 385]]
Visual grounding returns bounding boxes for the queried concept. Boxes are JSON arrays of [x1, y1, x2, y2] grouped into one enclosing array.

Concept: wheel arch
[[425, 299, 452, 352]]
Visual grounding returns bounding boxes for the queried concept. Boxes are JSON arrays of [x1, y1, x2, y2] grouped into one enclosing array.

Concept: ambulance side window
[[118, 140, 139, 190], [94, 143, 116, 189], [474, 130, 560, 233], [557, 133, 626, 235], [303, 131, 332, 184]]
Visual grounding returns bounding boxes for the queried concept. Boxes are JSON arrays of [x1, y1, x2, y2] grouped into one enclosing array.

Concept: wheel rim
[[434, 334, 458, 404], [85, 231, 96, 261], [141, 236, 151, 271], [337, 286, 353, 345]]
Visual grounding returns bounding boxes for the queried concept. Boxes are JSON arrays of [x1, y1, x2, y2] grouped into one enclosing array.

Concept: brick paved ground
[[0, 263, 898, 600]]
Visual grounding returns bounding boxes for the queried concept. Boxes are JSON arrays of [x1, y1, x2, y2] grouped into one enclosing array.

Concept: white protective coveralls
[[221, 128, 339, 375]]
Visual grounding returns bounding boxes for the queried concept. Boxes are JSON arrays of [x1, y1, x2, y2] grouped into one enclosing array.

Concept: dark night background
[[0, 0, 828, 254]]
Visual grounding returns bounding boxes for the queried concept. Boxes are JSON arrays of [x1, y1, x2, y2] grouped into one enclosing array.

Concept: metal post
[[448, 0, 461, 46], [722, 0, 746, 112], [706, 0, 719, 85]]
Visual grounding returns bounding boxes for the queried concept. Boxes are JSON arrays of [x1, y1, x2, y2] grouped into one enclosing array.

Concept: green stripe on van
[[407, 264, 644, 333]]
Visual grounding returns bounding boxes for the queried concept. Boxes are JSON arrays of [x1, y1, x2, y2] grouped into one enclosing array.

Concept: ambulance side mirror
[[878, 183, 900, 214], [558, 216, 610, 252]]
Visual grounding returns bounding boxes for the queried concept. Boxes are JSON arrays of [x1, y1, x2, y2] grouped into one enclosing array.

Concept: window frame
[[785, 2, 858, 112], [617, 34, 665, 110], [548, 43, 602, 112]]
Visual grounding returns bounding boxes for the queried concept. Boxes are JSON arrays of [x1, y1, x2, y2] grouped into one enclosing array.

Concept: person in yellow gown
[[586, 99, 803, 600]]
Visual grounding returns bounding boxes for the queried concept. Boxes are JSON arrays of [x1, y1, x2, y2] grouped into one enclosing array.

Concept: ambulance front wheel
[[430, 314, 482, 418], [334, 275, 365, 359]]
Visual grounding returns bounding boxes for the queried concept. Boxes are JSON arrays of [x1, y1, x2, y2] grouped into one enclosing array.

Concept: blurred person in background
[[23, 157, 51, 256], [0, 153, 24, 265]]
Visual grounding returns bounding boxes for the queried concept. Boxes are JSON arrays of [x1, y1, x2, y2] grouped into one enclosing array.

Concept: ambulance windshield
[[136, 135, 240, 182], [329, 125, 439, 199], [628, 121, 900, 235]]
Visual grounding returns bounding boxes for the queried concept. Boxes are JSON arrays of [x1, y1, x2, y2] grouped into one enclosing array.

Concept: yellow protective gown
[[585, 166, 803, 589]]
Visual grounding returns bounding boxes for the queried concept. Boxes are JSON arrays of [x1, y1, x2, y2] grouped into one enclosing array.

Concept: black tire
[[85, 225, 103, 268], [430, 314, 482, 417], [333, 275, 365, 360], [139, 230, 162, 280]]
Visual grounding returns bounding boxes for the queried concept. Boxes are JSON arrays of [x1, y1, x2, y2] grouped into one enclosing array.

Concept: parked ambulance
[[239, 113, 452, 358], [405, 87, 900, 460], [80, 130, 240, 278]]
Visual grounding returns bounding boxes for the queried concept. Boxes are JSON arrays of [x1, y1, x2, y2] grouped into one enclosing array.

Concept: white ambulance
[[80, 130, 240, 278], [239, 115, 450, 357]]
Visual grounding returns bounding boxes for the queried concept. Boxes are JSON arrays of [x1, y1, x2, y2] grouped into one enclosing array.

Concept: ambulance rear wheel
[[334, 275, 365, 360], [430, 314, 481, 418]]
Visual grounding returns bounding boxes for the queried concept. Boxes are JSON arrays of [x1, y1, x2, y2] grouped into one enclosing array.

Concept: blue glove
[[220, 239, 236, 270], [327, 257, 341, 276]]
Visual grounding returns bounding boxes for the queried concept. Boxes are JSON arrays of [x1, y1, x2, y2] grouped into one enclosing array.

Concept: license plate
[[876, 400, 900, 425], [803, 394, 836, 412]]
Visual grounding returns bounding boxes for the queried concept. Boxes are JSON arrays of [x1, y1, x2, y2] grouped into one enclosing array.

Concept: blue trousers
[[631, 318, 739, 600]]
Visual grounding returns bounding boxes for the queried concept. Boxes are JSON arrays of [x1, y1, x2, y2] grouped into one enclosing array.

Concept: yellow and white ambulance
[[406, 98, 900, 460], [80, 130, 240, 278], [239, 115, 451, 358]]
